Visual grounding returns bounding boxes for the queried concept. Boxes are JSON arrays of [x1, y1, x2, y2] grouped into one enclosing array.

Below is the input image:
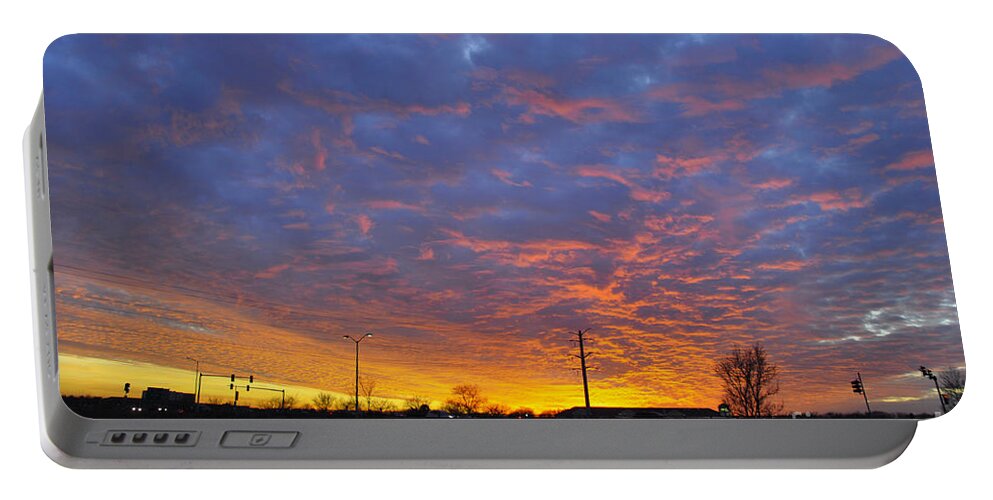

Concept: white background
[[0, 0, 987, 497]]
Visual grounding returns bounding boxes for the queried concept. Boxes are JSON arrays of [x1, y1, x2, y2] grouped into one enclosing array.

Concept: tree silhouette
[[507, 407, 535, 418], [283, 395, 299, 409], [371, 398, 396, 412], [360, 379, 378, 412], [261, 394, 298, 410], [405, 395, 431, 412], [443, 384, 486, 415], [938, 368, 965, 410], [311, 392, 337, 413], [482, 403, 510, 417], [713, 342, 782, 417]]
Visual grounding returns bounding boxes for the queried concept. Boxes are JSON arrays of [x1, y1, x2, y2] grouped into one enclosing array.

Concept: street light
[[343, 333, 373, 415], [920, 366, 947, 414]]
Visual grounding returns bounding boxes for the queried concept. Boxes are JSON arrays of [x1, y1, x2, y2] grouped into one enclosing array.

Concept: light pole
[[920, 366, 948, 414], [343, 333, 373, 415], [185, 357, 199, 401]]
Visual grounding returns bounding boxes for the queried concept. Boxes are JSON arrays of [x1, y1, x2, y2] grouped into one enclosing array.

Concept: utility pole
[[570, 329, 593, 412]]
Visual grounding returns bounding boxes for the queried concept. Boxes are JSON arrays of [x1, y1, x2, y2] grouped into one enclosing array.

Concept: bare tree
[[482, 403, 510, 417], [443, 384, 486, 415], [283, 395, 299, 410], [507, 407, 535, 419], [405, 395, 431, 412], [260, 397, 283, 410], [939, 368, 965, 410], [261, 394, 298, 410], [372, 398, 397, 413], [311, 392, 337, 413], [360, 379, 378, 412], [713, 342, 782, 417]]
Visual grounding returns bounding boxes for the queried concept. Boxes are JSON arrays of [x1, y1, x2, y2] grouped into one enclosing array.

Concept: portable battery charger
[[25, 34, 965, 468]]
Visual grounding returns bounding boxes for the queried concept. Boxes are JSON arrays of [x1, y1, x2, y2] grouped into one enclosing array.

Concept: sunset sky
[[44, 34, 964, 414]]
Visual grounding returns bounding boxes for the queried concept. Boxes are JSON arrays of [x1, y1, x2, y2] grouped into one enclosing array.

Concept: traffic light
[[230, 374, 235, 382], [851, 379, 863, 393], [249, 375, 254, 383], [229, 383, 234, 390], [245, 385, 250, 392]]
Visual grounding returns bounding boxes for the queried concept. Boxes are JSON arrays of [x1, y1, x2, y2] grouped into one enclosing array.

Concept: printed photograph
[[43, 34, 965, 418]]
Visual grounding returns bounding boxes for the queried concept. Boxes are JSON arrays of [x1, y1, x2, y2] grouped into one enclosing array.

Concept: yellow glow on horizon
[[58, 352, 691, 413], [54, 269, 944, 415], [59, 353, 367, 410]]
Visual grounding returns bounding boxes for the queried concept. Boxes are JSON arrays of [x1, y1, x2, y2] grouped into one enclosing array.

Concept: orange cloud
[[439, 228, 600, 268], [255, 263, 291, 279], [310, 128, 328, 171], [280, 82, 472, 120], [356, 214, 374, 236], [849, 133, 880, 148], [588, 210, 612, 223], [144, 87, 255, 147], [503, 88, 641, 124], [650, 44, 903, 114], [576, 165, 669, 203], [648, 85, 746, 117], [787, 189, 867, 212], [752, 178, 794, 190], [654, 153, 723, 178], [364, 200, 426, 212], [757, 260, 809, 272], [761, 44, 902, 90], [370, 146, 408, 162], [491, 168, 532, 188], [417, 246, 435, 261], [643, 214, 715, 237], [885, 149, 934, 171]]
